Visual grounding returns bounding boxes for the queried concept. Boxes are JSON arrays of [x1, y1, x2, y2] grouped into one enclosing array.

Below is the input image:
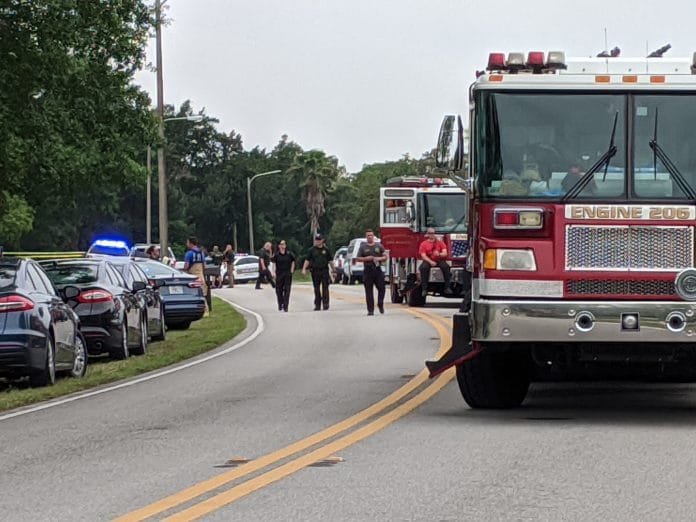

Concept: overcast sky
[[134, 0, 691, 172]]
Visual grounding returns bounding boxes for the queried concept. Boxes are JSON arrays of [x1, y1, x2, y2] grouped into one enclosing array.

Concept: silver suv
[[342, 237, 383, 285]]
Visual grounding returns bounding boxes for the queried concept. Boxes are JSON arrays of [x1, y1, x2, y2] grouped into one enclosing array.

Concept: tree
[[287, 150, 339, 238], [0, 1, 157, 249]]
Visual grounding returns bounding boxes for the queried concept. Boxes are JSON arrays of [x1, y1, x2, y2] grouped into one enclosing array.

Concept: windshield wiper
[[649, 108, 696, 202], [561, 111, 618, 202]]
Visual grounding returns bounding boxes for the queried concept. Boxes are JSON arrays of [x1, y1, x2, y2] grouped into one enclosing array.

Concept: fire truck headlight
[[486, 249, 537, 271], [675, 269, 696, 301]]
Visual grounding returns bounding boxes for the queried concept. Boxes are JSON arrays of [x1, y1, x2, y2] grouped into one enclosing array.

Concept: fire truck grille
[[565, 225, 693, 271], [566, 279, 675, 296]]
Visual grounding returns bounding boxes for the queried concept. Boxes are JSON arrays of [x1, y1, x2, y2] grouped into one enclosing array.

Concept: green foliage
[[0, 192, 34, 248], [0, 1, 157, 249], [0, 5, 446, 256]]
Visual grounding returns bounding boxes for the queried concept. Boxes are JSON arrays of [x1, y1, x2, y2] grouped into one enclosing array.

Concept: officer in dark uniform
[[302, 233, 334, 311], [271, 239, 296, 312], [255, 241, 275, 290], [355, 229, 387, 315]]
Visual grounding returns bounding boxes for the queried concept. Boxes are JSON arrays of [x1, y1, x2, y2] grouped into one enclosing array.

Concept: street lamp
[[146, 115, 203, 245], [247, 170, 281, 253]]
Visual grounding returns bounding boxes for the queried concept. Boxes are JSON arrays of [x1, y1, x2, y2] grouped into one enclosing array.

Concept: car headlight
[[484, 249, 537, 271]]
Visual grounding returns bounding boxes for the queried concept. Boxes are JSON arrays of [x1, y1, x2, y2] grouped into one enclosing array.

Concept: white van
[[342, 237, 384, 285]]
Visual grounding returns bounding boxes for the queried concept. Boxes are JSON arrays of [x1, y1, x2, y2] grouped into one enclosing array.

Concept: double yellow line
[[115, 307, 455, 522]]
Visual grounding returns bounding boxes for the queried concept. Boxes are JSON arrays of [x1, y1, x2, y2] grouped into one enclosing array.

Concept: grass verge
[[0, 297, 245, 413]]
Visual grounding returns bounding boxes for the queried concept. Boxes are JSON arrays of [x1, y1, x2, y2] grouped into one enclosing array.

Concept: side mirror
[[132, 280, 147, 292], [405, 201, 415, 222], [63, 285, 80, 300], [435, 115, 465, 172]]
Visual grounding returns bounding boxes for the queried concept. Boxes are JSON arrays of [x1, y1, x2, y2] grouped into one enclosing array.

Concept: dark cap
[[314, 233, 324, 241]]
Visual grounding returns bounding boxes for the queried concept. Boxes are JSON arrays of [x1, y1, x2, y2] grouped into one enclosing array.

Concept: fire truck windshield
[[476, 92, 696, 201], [419, 193, 467, 233]]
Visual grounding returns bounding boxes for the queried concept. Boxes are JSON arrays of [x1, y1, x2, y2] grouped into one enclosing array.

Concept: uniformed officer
[[355, 229, 387, 315], [184, 236, 209, 315], [271, 239, 296, 312], [302, 233, 334, 311]]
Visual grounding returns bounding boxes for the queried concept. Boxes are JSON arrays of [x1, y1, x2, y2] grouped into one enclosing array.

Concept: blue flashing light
[[93, 239, 129, 249]]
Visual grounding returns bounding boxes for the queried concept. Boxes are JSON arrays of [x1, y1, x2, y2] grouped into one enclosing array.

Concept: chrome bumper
[[472, 299, 696, 342]]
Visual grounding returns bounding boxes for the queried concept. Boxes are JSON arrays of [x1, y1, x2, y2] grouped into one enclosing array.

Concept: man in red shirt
[[418, 227, 452, 297]]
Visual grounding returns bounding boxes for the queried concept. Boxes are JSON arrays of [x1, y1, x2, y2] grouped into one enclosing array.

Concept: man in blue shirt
[[184, 236, 208, 315]]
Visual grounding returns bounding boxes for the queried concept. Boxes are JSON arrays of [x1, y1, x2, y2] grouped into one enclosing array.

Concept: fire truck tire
[[456, 347, 530, 408], [407, 289, 426, 307], [390, 284, 404, 304]]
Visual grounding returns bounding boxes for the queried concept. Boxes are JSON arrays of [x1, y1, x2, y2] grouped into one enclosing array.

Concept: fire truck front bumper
[[472, 299, 696, 343]]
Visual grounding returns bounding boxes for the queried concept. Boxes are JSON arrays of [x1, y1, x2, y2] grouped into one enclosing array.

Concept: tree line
[[0, 1, 435, 257]]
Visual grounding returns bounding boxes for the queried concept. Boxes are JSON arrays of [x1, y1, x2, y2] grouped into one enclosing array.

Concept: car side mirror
[[132, 280, 147, 292], [435, 115, 465, 172]]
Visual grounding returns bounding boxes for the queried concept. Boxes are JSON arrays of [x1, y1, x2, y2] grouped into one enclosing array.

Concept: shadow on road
[[430, 382, 696, 426]]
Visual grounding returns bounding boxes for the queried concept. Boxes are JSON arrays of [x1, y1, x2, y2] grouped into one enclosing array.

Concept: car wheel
[[112, 321, 130, 360], [70, 333, 88, 378], [151, 307, 166, 342], [30, 335, 56, 387], [131, 314, 148, 356]]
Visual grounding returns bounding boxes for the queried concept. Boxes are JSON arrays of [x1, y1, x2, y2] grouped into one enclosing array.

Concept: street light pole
[[155, 0, 167, 257], [247, 170, 281, 253], [146, 116, 202, 245]]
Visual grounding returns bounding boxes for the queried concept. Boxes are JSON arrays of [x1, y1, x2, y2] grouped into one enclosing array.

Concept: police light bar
[[93, 239, 129, 249]]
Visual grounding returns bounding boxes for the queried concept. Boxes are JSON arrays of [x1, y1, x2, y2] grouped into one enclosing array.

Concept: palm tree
[[287, 150, 339, 238]]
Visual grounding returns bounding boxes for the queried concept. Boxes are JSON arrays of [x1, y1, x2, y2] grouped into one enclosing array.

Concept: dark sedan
[[0, 257, 87, 386], [42, 259, 147, 359], [135, 260, 205, 330], [108, 258, 166, 344]]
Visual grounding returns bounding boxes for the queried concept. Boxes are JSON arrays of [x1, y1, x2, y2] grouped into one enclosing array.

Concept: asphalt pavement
[[3, 282, 696, 521]]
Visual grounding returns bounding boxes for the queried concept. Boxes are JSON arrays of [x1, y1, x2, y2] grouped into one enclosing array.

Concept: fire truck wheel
[[407, 289, 426, 307], [456, 347, 530, 408], [390, 284, 404, 304]]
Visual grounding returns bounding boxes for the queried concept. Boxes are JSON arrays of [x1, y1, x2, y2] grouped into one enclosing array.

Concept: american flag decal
[[451, 239, 469, 258]]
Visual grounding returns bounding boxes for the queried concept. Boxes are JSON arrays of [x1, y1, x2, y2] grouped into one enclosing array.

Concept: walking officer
[[355, 229, 387, 315], [271, 239, 296, 312], [302, 233, 334, 311]]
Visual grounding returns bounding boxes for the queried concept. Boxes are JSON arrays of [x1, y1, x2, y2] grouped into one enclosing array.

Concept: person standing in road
[[418, 227, 452, 297], [255, 241, 275, 290], [302, 233, 333, 311], [210, 245, 223, 288], [223, 244, 235, 288], [355, 229, 387, 315], [184, 236, 209, 315], [146, 245, 161, 261], [271, 239, 296, 312]]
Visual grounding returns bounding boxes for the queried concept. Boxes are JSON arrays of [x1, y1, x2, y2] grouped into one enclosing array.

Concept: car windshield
[[419, 193, 467, 232], [633, 94, 696, 199], [137, 261, 178, 277], [237, 257, 258, 265], [44, 264, 99, 285], [475, 92, 627, 200], [0, 265, 17, 289]]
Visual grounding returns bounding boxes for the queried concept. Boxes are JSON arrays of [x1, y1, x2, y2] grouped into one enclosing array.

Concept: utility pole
[[155, 0, 168, 258], [146, 145, 152, 244]]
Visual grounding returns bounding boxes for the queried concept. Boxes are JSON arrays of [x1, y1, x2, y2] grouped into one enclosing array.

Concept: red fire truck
[[427, 48, 696, 408], [380, 176, 469, 306]]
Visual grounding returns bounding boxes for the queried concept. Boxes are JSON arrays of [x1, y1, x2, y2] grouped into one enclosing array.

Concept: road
[[2, 283, 696, 521]]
